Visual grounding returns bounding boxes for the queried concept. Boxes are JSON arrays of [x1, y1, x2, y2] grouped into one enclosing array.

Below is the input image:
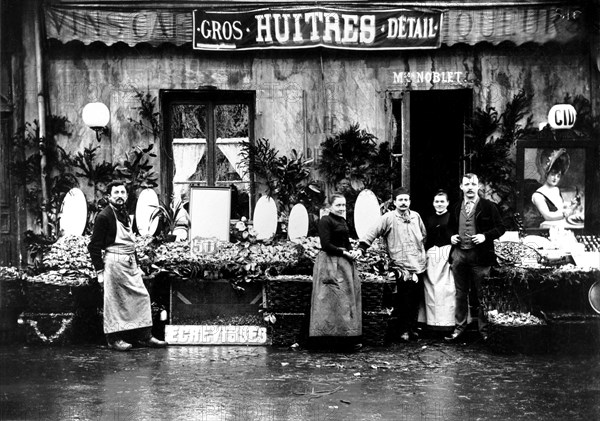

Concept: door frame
[[385, 88, 473, 193]]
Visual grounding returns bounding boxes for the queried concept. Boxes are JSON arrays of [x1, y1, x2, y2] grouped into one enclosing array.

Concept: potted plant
[[150, 198, 188, 242]]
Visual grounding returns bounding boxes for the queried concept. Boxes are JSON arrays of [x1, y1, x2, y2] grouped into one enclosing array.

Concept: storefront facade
[[1, 0, 599, 263]]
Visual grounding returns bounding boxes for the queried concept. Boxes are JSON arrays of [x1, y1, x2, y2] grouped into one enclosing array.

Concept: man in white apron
[[88, 180, 167, 351]]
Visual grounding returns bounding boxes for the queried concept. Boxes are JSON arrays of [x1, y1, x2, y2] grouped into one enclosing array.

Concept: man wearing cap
[[445, 173, 505, 342], [88, 180, 167, 351], [358, 187, 427, 342]]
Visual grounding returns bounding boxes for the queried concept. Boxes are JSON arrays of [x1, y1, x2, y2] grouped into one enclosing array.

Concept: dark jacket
[[448, 198, 506, 266], [87, 205, 119, 271]]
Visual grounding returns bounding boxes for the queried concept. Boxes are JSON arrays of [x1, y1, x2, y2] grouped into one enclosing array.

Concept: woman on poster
[[309, 193, 362, 350], [531, 148, 581, 229]]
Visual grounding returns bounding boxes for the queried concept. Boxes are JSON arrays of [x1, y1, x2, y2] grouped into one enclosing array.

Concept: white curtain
[[173, 138, 206, 198], [216, 137, 249, 181]]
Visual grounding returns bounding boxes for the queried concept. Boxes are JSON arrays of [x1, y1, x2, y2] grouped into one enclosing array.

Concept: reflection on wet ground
[[1, 342, 599, 420]]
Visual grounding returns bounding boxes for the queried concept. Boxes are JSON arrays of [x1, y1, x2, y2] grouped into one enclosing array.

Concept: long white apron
[[418, 245, 455, 329], [103, 213, 152, 334]]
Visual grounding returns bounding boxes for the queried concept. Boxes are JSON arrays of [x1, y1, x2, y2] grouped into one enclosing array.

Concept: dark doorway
[[409, 89, 471, 217]]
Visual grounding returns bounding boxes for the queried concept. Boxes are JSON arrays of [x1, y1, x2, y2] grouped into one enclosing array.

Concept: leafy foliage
[[318, 123, 378, 191], [70, 145, 119, 233], [240, 138, 323, 236], [11, 116, 78, 236], [464, 90, 536, 226], [563, 94, 600, 139], [240, 138, 321, 212], [116, 144, 159, 211], [128, 88, 161, 141], [150, 197, 187, 237]]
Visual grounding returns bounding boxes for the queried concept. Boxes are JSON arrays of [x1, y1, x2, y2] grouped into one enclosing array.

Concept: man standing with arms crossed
[[88, 180, 167, 351], [445, 173, 505, 342]]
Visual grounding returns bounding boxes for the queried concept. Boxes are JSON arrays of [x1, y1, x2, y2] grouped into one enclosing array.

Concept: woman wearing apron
[[309, 193, 362, 351], [421, 190, 455, 334]]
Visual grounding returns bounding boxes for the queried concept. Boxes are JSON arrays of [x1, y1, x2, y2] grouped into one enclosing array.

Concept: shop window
[[162, 90, 255, 220]]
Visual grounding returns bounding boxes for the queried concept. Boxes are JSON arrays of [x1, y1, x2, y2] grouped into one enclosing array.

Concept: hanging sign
[[193, 8, 443, 51], [45, 5, 581, 48], [547, 104, 577, 129]]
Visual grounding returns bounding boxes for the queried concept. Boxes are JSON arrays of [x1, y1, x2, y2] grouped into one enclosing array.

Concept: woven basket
[[265, 276, 312, 313], [269, 312, 308, 346], [362, 311, 392, 346], [25, 281, 101, 313], [547, 317, 600, 354], [0, 278, 26, 309], [362, 279, 395, 312], [486, 322, 550, 355]]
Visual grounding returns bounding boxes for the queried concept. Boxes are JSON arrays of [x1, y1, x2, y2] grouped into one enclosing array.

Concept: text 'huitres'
[[193, 8, 442, 50]]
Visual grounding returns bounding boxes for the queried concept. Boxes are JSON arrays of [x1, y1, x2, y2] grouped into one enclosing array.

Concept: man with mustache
[[445, 173, 505, 342], [358, 187, 427, 342], [88, 180, 167, 351]]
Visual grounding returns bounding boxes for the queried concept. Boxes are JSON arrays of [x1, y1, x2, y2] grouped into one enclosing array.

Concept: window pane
[[215, 104, 250, 183], [171, 104, 207, 138], [216, 104, 249, 138], [171, 105, 208, 200]]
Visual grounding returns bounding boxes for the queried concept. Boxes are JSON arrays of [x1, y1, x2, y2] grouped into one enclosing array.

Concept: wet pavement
[[1, 340, 599, 421]]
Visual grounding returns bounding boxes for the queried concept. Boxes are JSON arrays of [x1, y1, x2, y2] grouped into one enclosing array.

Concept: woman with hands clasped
[[308, 193, 362, 351]]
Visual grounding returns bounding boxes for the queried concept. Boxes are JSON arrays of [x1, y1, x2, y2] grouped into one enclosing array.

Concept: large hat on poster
[[537, 148, 570, 183]]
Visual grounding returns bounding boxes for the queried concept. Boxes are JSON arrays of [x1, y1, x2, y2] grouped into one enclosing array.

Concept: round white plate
[[253, 196, 278, 240], [589, 281, 600, 314], [59, 188, 88, 236], [136, 188, 160, 236], [354, 189, 381, 239], [288, 203, 309, 240]]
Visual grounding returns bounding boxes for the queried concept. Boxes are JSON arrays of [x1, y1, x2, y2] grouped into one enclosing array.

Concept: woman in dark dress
[[420, 190, 455, 333], [309, 193, 362, 350]]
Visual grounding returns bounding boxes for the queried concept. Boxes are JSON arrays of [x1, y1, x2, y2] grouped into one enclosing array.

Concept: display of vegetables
[[42, 235, 94, 273], [28, 269, 92, 287], [0, 266, 22, 280], [487, 310, 545, 326]]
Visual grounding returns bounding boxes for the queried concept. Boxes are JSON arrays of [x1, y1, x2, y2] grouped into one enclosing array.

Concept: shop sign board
[[548, 104, 577, 130], [391, 71, 465, 85], [165, 325, 268, 345], [193, 8, 443, 51], [44, 5, 582, 48]]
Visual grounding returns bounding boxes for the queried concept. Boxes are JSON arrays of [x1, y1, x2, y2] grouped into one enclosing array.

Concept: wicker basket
[[269, 312, 308, 346], [362, 311, 392, 346], [362, 279, 395, 312], [547, 317, 600, 354], [0, 278, 26, 309], [486, 322, 550, 354], [25, 281, 101, 313], [265, 276, 312, 313]]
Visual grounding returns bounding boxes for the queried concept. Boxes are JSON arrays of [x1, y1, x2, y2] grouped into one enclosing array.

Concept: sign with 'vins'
[[193, 8, 442, 51]]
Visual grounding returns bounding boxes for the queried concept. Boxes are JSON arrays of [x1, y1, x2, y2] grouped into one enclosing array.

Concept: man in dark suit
[[88, 180, 167, 351], [445, 173, 505, 342]]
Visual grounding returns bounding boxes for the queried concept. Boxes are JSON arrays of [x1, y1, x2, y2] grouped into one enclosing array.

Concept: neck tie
[[465, 201, 474, 215]]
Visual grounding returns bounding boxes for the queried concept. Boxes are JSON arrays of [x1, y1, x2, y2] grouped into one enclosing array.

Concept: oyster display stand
[[483, 265, 600, 355], [264, 275, 395, 347]]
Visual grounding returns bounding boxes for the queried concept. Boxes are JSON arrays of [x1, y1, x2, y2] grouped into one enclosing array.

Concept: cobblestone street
[[1, 340, 599, 420]]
